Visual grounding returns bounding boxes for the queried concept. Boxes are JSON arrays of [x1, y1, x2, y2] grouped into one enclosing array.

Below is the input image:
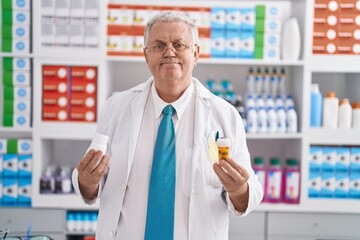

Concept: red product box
[[337, 38, 360, 53], [42, 91, 69, 121], [70, 107, 96, 122]]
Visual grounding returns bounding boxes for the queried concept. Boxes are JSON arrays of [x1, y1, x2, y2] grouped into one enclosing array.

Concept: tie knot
[[163, 105, 175, 116]]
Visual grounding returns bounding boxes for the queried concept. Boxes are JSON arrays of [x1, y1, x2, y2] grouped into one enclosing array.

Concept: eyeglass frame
[[144, 41, 198, 54], [1, 228, 54, 240]]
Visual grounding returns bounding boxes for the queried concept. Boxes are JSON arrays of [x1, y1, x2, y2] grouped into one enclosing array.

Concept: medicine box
[[210, 29, 225, 57], [3, 177, 18, 206], [350, 147, 360, 173], [225, 30, 240, 58], [226, 8, 241, 30], [308, 170, 322, 198], [239, 30, 255, 58], [18, 177, 32, 207], [240, 8, 256, 31], [3, 154, 18, 177], [211, 8, 226, 29]]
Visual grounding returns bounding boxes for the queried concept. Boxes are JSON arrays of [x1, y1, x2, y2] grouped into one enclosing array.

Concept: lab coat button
[[108, 230, 114, 238], [121, 183, 127, 190]]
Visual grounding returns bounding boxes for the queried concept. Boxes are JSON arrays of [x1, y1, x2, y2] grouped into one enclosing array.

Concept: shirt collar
[[151, 80, 194, 122]]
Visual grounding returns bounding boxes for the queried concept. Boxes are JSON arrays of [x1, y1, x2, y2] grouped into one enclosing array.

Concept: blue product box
[[335, 172, 349, 198], [309, 146, 322, 171], [18, 177, 31, 207], [0, 154, 3, 177], [349, 172, 360, 199], [336, 147, 350, 172], [350, 147, 360, 174], [239, 30, 255, 58], [3, 154, 18, 177], [322, 147, 337, 170], [0, 139, 7, 154], [210, 29, 225, 58], [308, 170, 322, 198], [240, 8, 256, 31], [18, 154, 32, 178], [18, 139, 32, 154], [211, 8, 226, 29], [3, 177, 18, 207], [0, 177, 3, 206], [321, 171, 335, 198], [226, 8, 241, 30], [225, 30, 240, 58]]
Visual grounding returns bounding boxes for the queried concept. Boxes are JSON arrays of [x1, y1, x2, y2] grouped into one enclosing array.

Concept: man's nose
[[163, 46, 176, 57]]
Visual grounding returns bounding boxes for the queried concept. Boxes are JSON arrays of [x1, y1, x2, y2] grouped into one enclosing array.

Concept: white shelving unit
[[2, 0, 360, 220]]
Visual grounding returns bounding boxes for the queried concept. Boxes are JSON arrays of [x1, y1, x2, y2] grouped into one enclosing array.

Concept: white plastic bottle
[[246, 67, 255, 94], [255, 68, 263, 95], [277, 106, 287, 133], [278, 67, 287, 94], [275, 94, 284, 109], [262, 67, 270, 95], [265, 95, 275, 109], [267, 106, 278, 133], [245, 95, 256, 111], [338, 98, 352, 129], [247, 107, 258, 133], [286, 106, 298, 133], [352, 102, 360, 129], [270, 68, 278, 97], [285, 95, 295, 110], [86, 133, 109, 156], [323, 91, 339, 128], [281, 17, 301, 60], [256, 95, 265, 109], [258, 107, 268, 133]]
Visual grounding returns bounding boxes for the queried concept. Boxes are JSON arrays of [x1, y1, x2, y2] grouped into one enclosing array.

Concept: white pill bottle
[[86, 133, 109, 158]]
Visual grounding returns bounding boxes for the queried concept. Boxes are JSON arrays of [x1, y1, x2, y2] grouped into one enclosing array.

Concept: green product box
[[2, 0, 13, 10], [255, 47, 263, 59], [7, 139, 17, 153], [3, 114, 14, 127], [2, 10, 13, 25], [1, 39, 12, 52], [3, 86, 14, 101], [3, 100, 14, 114], [2, 25, 13, 40], [255, 32, 264, 47], [256, 5, 265, 19], [2, 70, 13, 86], [3, 57, 14, 71], [255, 19, 264, 33]]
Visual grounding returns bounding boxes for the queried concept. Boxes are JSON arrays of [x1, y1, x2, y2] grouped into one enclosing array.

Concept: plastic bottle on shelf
[[285, 95, 295, 110], [262, 67, 270, 95], [247, 107, 258, 133], [277, 106, 287, 133], [283, 158, 300, 204], [278, 67, 287, 94], [265, 94, 275, 109], [253, 157, 266, 201], [55, 166, 72, 194], [270, 68, 278, 97], [267, 106, 278, 133], [89, 212, 98, 232], [352, 102, 360, 129], [275, 94, 284, 109], [66, 212, 76, 232], [323, 91, 339, 129], [255, 67, 263, 95], [246, 67, 255, 94], [266, 157, 282, 203], [286, 106, 298, 133], [245, 95, 256, 111], [310, 83, 323, 127], [258, 106, 268, 133], [256, 95, 265, 109], [281, 17, 301, 60], [338, 98, 352, 129], [40, 166, 56, 194]]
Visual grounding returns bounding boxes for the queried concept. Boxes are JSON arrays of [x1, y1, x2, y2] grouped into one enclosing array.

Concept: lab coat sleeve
[[224, 105, 264, 216]]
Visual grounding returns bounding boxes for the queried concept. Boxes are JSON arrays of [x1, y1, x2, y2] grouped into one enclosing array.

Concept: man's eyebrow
[[150, 39, 186, 44]]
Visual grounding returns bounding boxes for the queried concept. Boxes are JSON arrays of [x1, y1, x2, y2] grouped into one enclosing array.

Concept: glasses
[[145, 42, 196, 54], [1, 229, 53, 240]]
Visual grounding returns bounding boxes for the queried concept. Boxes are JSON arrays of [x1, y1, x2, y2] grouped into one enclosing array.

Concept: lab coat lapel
[[127, 79, 152, 183]]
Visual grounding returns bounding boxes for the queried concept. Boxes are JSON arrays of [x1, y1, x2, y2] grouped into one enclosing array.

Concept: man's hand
[[77, 149, 110, 200], [213, 158, 250, 212]]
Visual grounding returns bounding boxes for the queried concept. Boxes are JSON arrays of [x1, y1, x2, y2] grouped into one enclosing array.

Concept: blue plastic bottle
[[310, 84, 323, 127]]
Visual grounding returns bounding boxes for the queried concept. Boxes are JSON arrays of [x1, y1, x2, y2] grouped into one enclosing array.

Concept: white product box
[[225, 30, 240, 58], [0, 139, 7, 154], [108, 9, 134, 25], [198, 37, 211, 57], [13, 11, 30, 25], [18, 154, 32, 177], [41, 0, 55, 20], [7, 99, 31, 114], [266, 4, 283, 19], [3, 154, 18, 177], [263, 45, 280, 60], [18, 139, 32, 154], [308, 170, 322, 198], [55, 0, 70, 19], [13, 113, 31, 128], [12, 39, 30, 53], [188, 11, 210, 29], [226, 8, 241, 30], [69, 23, 84, 47], [70, 0, 84, 19], [55, 23, 70, 46], [13, 71, 31, 86], [107, 35, 133, 53], [14, 86, 31, 99], [265, 19, 282, 33], [264, 33, 281, 47], [134, 10, 153, 27], [211, 8, 226, 29], [84, 0, 99, 19], [240, 8, 256, 31], [12, 0, 31, 10], [132, 36, 144, 53], [13, 25, 30, 39], [210, 29, 225, 57], [84, 23, 98, 48], [41, 22, 55, 47], [13, 58, 30, 71], [3, 178, 18, 206]]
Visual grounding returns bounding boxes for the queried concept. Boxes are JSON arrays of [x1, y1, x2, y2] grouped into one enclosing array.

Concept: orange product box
[[313, 37, 338, 54], [313, 22, 339, 40], [338, 11, 360, 31], [314, 3, 340, 20], [42, 104, 69, 121], [337, 38, 360, 53], [70, 66, 97, 93], [70, 107, 96, 122], [71, 93, 96, 109], [43, 65, 69, 79], [43, 65, 69, 93], [339, 0, 360, 13], [43, 91, 68, 107]]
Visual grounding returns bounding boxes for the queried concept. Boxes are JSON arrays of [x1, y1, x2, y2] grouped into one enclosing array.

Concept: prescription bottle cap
[[326, 91, 336, 98], [216, 138, 231, 147], [339, 98, 349, 105], [352, 102, 360, 109]]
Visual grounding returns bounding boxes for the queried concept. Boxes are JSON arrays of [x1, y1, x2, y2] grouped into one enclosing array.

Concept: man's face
[[144, 21, 199, 92]]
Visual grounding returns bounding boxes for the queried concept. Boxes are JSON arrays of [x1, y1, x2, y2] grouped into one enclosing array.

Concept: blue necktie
[[145, 105, 176, 240]]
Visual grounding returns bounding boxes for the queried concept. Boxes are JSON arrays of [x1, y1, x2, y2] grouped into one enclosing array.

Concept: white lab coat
[[73, 77, 263, 240]]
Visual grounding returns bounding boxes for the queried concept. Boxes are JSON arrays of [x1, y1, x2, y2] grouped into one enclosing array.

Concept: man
[[72, 11, 263, 240]]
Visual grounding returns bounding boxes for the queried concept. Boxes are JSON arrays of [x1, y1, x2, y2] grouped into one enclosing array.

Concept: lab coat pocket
[[182, 148, 193, 197]]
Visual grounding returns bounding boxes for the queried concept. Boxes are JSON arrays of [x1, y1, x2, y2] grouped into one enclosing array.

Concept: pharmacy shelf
[[0, 52, 34, 58], [246, 133, 303, 139], [34, 122, 97, 140], [32, 194, 99, 209], [306, 56, 360, 73], [0, 127, 32, 133], [304, 129, 360, 145]]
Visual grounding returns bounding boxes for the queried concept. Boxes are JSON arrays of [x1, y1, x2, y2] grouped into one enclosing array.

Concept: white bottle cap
[[216, 138, 231, 147], [311, 83, 320, 92], [93, 133, 109, 144]]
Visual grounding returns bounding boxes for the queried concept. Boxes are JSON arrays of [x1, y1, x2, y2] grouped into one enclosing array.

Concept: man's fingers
[[92, 155, 110, 178], [213, 163, 233, 184], [223, 158, 248, 176], [77, 149, 96, 171]]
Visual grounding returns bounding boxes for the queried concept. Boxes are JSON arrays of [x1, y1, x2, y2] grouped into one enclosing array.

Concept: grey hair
[[144, 11, 199, 47]]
